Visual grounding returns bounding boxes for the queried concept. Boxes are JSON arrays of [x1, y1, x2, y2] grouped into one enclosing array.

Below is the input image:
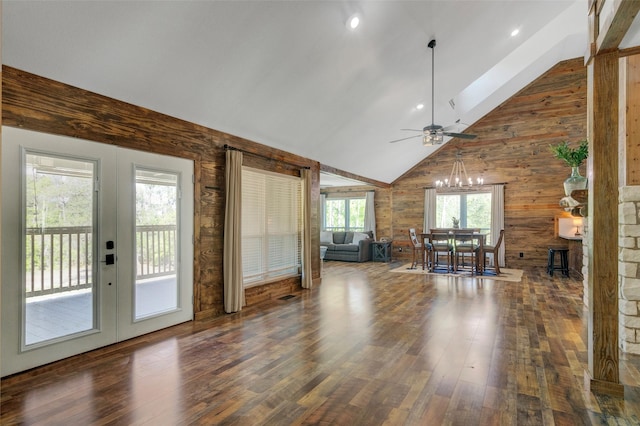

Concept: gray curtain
[[491, 184, 505, 267], [423, 188, 437, 232], [364, 191, 377, 240], [301, 169, 313, 289], [223, 150, 244, 313]]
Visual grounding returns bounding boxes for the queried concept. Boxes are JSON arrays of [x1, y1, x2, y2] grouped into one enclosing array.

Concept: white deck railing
[[26, 225, 176, 297]]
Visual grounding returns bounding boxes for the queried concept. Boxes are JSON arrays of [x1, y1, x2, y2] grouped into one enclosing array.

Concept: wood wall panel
[[626, 54, 640, 185], [2, 66, 321, 320], [374, 189, 392, 243], [244, 277, 300, 306], [390, 58, 588, 270]]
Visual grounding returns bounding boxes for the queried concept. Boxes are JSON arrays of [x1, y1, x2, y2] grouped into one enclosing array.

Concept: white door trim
[[1, 127, 194, 376]]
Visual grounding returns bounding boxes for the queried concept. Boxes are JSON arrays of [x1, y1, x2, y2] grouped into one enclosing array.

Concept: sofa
[[320, 230, 373, 262]]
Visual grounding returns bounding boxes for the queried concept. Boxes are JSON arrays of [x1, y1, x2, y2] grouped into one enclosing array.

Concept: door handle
[[102, 254, 115, 265]]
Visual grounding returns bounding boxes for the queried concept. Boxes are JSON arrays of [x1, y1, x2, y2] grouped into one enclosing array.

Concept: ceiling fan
[[390, 39, 477, 145]]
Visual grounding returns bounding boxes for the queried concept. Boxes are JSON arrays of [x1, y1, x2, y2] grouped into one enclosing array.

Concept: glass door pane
[[134, 168, 179, 320], [24, 152, 97, 346]]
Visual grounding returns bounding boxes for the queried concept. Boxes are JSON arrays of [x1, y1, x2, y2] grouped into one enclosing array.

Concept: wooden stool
[[547, 246, 569, 277]]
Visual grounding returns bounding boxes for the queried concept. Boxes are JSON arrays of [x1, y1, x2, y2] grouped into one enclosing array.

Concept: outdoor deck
[[25, 275, 177, 344]]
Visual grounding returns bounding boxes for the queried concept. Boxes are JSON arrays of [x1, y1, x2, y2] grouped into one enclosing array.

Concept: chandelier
[[435, 151, 484, 188]]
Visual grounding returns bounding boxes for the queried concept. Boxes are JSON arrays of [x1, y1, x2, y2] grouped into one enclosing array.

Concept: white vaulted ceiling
[[3, 1, 638, 184]]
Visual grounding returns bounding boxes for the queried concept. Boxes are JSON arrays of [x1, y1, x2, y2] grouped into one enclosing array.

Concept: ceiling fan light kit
[[423, 131, 443, 145]]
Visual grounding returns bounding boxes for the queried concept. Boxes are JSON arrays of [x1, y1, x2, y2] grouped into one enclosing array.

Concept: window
[[435, 192, 493, 243], [242, 168, 301, 286], [323, 197, 365, 231]]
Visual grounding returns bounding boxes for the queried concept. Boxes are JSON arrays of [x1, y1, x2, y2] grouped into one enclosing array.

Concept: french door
[[1, 127, 193, 376]]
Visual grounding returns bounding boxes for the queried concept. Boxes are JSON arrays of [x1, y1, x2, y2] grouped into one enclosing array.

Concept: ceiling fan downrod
[[387, 37, 477, 145], [428, 39, 436, 129]]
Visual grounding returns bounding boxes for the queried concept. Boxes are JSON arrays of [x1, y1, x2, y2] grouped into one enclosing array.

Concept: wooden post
[[588, 49, 623, 396]]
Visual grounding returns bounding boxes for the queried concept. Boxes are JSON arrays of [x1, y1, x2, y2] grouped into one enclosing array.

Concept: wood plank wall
[[390, 58, 588, 270], [627, 54, 640, 185], [2, 66, 321, 319]]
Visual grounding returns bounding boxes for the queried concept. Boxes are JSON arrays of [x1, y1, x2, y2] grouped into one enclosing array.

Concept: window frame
[[322, 196, 366, 232], [435, 190, 493, 243]]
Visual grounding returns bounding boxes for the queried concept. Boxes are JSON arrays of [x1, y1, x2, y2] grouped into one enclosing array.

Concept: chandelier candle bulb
[[435, 151, 482, 188]]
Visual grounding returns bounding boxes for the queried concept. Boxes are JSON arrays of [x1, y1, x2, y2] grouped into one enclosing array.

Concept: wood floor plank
[[2, 262, 640, 424]]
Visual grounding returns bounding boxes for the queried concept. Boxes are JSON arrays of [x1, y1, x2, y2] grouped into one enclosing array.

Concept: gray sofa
[[320, 231, 373, 262]]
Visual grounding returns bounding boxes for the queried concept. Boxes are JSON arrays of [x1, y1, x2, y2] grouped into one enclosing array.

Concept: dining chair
[[428, 230, 454, 272], [482, 229, 504, 274], [453, 232, 481, 274], [408, 228, 423, 269]]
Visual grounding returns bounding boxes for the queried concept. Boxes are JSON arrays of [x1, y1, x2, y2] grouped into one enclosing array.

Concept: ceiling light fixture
[[416, 103, 424, 110], [511, 28, 520, 37], [423, 132, 443, 145], [435, 151, 484, 187], [347, 14, 360, 30]]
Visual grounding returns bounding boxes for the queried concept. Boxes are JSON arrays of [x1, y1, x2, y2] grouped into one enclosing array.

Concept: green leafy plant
[[549, 140, 588, 167]]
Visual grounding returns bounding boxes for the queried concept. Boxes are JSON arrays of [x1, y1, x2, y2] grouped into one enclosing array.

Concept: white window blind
[[242, 167, 301, 286]]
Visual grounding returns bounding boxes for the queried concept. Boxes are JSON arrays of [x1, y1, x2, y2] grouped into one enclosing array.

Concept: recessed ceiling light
[[511, 28, 520, 37], [347, 14, 360, 30], [416, 104, 424, 110]]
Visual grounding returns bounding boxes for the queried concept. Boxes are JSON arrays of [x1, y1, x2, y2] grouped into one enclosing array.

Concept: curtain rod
[[224, 144, 310, 169], [422, 182, 508, 189]]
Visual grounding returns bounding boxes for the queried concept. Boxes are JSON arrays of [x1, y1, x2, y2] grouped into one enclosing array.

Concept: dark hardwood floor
[[2, 261, 640, 425]]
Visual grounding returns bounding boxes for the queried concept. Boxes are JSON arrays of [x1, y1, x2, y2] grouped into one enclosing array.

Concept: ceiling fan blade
[[389, 134, 422, 143], [442, 124, 460, 132], [443, 132, 477, 140], [443, 120, 471, 132], [400, 128, 423, 132]]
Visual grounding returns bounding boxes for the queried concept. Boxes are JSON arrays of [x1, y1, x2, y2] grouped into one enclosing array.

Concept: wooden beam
[[620, 45, 640, 58], [587, 1, 598, 62], [320, 164, 391, 188], [596, 0, 640, 53], [588, 50, 623, 396], [0, 1, 3, 314]]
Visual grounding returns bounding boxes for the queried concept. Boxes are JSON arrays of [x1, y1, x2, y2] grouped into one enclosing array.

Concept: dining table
[[419, 229, 487, 274]]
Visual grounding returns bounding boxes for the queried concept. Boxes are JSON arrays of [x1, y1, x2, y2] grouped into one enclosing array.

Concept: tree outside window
[[435, 192, 493, 243], [324, 197, 365, 232]]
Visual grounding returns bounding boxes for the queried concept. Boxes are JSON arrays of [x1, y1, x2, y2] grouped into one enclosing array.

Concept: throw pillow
[[351, 232, 370, 245], [344, 232, 354, 244], [320, 231, 333, 244]]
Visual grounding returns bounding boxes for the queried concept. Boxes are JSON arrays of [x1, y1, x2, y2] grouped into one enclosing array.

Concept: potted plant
[[549, 140, 588, 196]]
